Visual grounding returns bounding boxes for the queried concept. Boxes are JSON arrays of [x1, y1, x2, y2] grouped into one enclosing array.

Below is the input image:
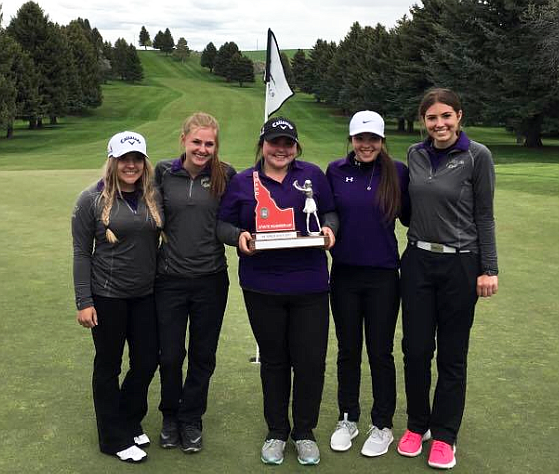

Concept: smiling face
[[117, 152, 145, 191], [351, 132, 383, 162], [182, 126, 217, 176], [423, 102, 463, 148], [262, 136, 298, 174]]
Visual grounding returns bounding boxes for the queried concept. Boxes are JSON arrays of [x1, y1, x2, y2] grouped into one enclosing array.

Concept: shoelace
[[366, 426, 387, 441], [264, 439, 284, 449], [430, 440, 451, 456], [297, 440, 316, 450], [335, 419, 356, 432], [401, 430, 419, 444]]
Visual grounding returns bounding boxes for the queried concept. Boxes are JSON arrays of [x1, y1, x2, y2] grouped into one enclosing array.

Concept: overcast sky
[[2, 1, 418, 51]]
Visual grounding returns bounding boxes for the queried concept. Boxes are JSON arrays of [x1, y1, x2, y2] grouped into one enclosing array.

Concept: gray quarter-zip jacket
[[155, 157, 236, 277], [407, 138, 498, 273], [72, 181, 162, 310]]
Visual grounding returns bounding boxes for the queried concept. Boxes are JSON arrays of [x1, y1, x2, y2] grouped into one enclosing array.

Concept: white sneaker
[[116, 445, 147, 462], [330, 413, 359, 451], [361, 426, 394, 457], [134, 433, 150, 447]]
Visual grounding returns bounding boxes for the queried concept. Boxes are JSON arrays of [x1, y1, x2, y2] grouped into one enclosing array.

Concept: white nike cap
[[349, 110, 385, 138], [107, 131, 149, 159]]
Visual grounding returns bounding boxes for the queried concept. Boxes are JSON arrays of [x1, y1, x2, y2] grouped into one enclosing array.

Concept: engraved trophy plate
[[249, 172, 329, 251]]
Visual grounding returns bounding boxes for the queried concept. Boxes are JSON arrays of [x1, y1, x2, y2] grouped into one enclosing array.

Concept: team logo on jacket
[[447, 159, 465, 169], [201, 177, 211, 188]]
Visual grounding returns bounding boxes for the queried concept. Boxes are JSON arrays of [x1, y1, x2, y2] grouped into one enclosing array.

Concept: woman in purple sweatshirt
[[217, 117, 337, 466], [326, 111, 409, 458]]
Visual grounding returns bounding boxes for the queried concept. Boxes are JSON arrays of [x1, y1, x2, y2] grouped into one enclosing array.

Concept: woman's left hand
[[477, 275, 498, 297], [322, 226, 335, 250]]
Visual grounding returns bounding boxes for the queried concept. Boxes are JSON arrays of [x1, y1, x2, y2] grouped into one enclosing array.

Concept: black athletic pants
[[155, 271, 229, 426], [330, 264, 399, 429], [91, 293, 159, 454], [401, 245, 479, 445], [242, 289, 329, 442]]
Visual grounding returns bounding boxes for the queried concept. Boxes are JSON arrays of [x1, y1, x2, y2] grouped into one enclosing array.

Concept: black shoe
[[180, 424, 202, 453], [159, 419, 180, 449]]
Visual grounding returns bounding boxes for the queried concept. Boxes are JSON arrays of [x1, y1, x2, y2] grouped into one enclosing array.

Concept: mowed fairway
[[0, 51, 558, 474]]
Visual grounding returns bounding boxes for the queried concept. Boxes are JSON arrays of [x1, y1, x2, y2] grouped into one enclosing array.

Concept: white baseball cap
[[349, 110, 385, 138], [107, 131, 148, 158]]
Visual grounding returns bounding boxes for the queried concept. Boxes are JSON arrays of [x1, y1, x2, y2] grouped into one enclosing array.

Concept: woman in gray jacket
[[397, 89, 498, 470], [72, 131, 163, 463]]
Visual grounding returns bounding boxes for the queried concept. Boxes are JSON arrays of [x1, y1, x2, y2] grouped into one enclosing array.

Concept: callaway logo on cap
[[107, 131, 149, 159], [260, 116, 299, 142]]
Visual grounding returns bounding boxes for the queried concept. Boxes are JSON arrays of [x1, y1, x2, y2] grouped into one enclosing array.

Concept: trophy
[[249, 172, 330, 251]]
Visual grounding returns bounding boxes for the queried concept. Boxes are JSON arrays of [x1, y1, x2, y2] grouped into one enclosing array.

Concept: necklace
[[367, 161, 376, 191]]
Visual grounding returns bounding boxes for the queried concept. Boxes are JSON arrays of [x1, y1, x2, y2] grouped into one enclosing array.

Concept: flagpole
[[251, 28, 294, 365]]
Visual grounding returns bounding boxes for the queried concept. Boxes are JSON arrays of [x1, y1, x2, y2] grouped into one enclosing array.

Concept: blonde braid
[[101, 158, 120, 244]]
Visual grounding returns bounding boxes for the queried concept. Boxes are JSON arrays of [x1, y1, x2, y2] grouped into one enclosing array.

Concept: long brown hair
[[349, 138, 401, 222], [180, 112, 229, 197], [100, 153, 163, 243]]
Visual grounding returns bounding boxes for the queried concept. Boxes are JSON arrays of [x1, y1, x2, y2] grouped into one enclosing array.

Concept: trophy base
[[249, 232, 330, 251]]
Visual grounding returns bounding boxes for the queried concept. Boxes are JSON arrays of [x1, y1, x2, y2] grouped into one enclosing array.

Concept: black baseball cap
[[260, 117, 298, 143]]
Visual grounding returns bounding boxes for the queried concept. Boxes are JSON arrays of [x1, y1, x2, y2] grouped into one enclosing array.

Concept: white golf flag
[[265, 29, 294, 120]]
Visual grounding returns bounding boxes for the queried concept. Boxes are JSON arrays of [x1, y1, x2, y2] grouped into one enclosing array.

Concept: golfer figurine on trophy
[[292, 179, 321, 236]]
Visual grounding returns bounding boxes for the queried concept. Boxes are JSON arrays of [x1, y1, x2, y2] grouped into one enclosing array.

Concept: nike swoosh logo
[[190, 436, 202, 443], [362, 120, 373, 123], [161, 434, 171, 439]]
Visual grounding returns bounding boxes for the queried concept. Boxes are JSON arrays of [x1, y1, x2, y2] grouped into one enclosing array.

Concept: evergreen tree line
[[288, 0, 558, 147], [201, 41, 255, 87], [0, 1, 143, 138], [139, 26, 191, 62]]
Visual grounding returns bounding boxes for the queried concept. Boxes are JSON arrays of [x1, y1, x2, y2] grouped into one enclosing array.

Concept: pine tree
[[228, 53, 255, 87], [303, 39, 337, 102], [139, 26, 150, 49], [280, 52, 293, 88], [161, 28, 174, 55], [112, 38, 129, 80], [124, 44, 143, 82], [0, 25, 18, 137], [201, 42, 217, 72], [173, 37, 190, 62], [290, 49, 308, 91], [152, 30, 164, 50], [214, 42, 240, 79]]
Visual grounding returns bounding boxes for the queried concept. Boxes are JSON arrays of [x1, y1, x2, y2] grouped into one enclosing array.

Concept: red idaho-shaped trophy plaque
[[249, 171, 329, 251]]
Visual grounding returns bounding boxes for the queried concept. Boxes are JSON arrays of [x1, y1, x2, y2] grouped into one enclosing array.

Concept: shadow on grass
[[491, 145, 559, 165]]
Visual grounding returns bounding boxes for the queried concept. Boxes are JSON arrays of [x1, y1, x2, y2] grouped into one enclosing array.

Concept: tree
[[173, 37, 190, 62], [290, 49, 308, 91], [213, 41, 240, 79], [124, 44, 143, 82], [228, 53, 255, 87], [161, 28, 174, 55], [152, 30, 164, 50], [420, 0, 558, 147], [139, 26, 150, 50], [65, 20, 102, 110], [200, 42, 217, 72], [112, 38, 129, 80], [280, 52, 293, 88], [0, 24, 18, 137], [302, 39, 337, 102]]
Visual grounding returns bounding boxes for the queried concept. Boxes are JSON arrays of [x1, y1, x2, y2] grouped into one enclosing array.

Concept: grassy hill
[[0, 50, 558, 474]]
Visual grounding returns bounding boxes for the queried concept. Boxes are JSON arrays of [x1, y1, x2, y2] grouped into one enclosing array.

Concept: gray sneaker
[[330, 413, 359, 451], [261, 439, 286, 464], [360, 426, 394, 457], [293, 439, 320, 465]]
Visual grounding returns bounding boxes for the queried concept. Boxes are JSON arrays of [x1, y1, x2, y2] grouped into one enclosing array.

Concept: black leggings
[[243, 290, 329, 441], [91, 293, 158, 454]]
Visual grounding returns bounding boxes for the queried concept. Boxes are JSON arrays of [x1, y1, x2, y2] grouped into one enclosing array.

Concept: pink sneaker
[[397, 429, 432, 457], [428, 440, 456, 469]]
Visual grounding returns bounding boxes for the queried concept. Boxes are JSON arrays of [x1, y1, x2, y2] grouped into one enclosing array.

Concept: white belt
[[413, 240, 470, 254]]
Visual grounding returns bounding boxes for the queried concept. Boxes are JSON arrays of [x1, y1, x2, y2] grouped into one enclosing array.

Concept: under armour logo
[[345, 177, 354, 182]]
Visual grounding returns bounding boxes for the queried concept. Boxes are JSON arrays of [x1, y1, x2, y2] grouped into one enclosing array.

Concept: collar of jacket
[[171, 153, 212, 176], [418, 131, 471, 155]]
